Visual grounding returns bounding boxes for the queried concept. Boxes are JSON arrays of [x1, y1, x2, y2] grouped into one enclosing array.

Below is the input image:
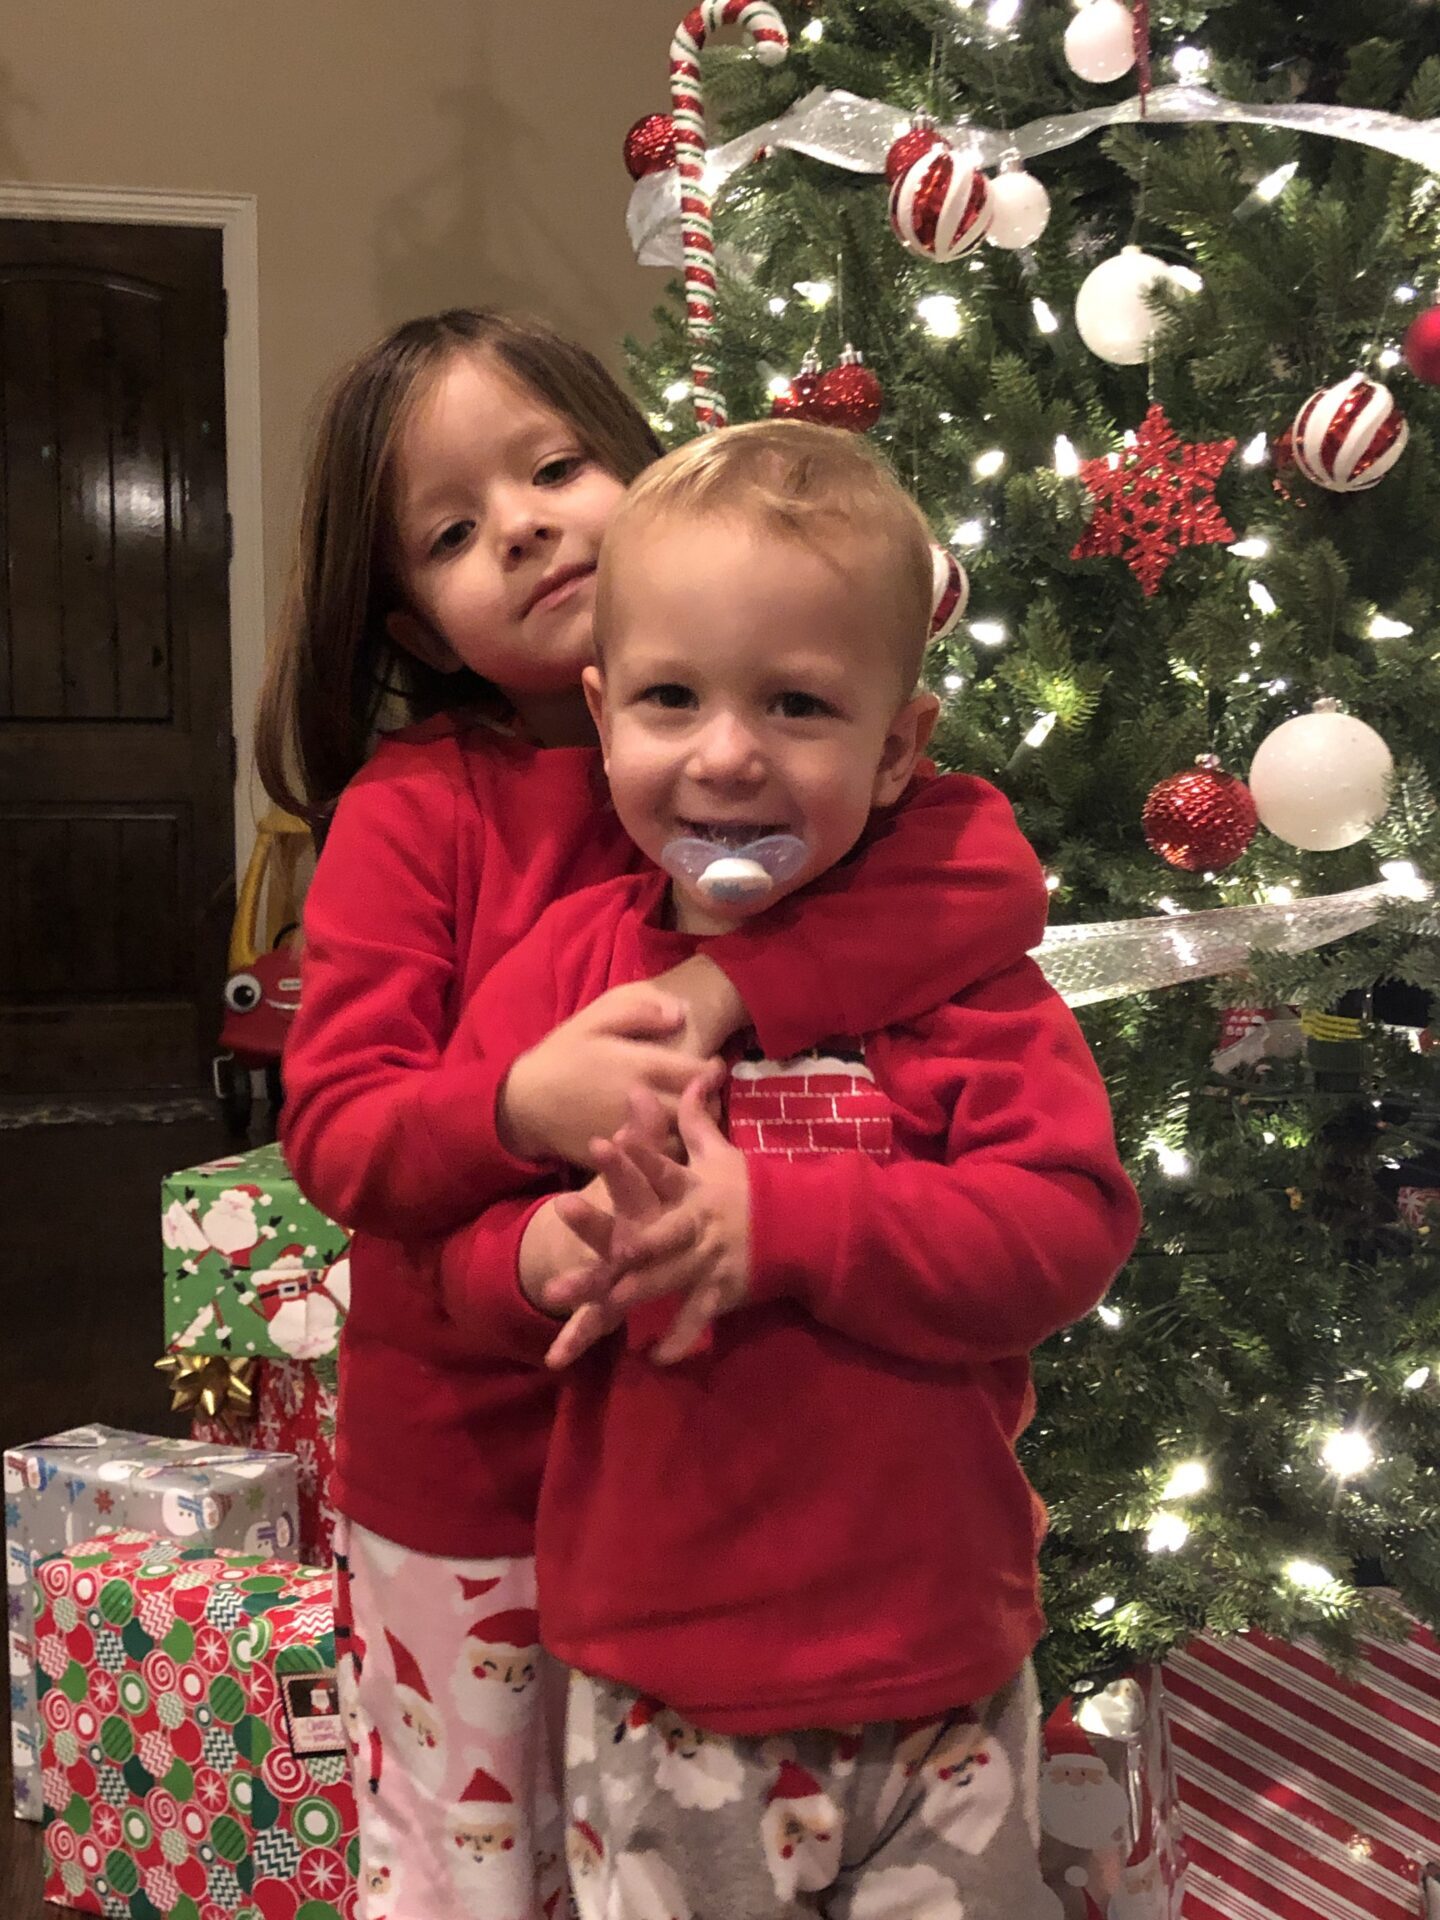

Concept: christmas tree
[[625, 0, 1440, 1700]]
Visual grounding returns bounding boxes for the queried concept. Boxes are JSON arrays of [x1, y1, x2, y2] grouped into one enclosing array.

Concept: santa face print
[[1038, 1755, 1128, 1853], [761, 1790, 844, 1900], [1110, 1850, 1166, 1920], [363, 1863, 391, 1900], [879, 1717, 1015, 1857], [452, 1811, 517, 1861], [470, 1644, 539, 1693], [653, 1709, 745, 1811]]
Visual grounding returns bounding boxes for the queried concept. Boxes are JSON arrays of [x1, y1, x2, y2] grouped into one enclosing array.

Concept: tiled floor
[[1, 1099, 241, 1915]]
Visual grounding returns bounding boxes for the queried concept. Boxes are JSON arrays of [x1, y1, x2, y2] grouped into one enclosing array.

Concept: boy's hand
[[499, 983, 718, 1168], [544, 1071, 751, 1369], [649, 955, 747, 1058]]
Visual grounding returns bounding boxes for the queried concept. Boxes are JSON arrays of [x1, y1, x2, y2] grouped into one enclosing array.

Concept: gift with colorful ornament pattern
[[36, 1529, 357, 1919], [1040, 1668, 1187, 1919], [1163, 1616, 1440, 1920], [6, 1428, 299, 1824], [189, 1359, 339, 1567], [162, 1142, 350, 1363]]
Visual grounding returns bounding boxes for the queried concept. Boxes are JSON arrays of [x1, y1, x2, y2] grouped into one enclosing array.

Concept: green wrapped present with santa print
[[35, 1530, 356, 1918], [162, 1143, 350, 1364]]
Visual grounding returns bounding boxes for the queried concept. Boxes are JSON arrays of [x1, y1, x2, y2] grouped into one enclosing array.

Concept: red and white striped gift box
[[1164, 1622, 1440, 1920]]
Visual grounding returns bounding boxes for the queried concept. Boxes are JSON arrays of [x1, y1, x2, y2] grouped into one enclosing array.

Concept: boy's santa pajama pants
[[563, 1662, 1058, 1920], [332, 1516, 570, 1920]]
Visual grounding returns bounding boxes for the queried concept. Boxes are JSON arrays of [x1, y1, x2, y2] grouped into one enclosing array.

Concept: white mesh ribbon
[[628, 84, 1440, 268], [1034, 883, 1408, 1009]]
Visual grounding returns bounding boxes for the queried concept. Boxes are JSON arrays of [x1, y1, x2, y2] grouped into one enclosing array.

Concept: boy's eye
[[429, 519, 474, 558], [535, 453, 586, 486], [640, 683, 695, 710], [775, 690, 834, 720]]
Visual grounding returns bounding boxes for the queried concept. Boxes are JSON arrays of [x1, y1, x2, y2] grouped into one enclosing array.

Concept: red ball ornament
[[885, 116, 946, 185], [623, 113, 678, 181], [811, 345, 884, 433], [771, 349, 823, 421], [1142, 756, 1258, 872], [1404, 307, 1440, 386]]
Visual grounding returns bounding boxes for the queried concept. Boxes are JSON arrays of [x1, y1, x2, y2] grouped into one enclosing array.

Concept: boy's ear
[[385, 608, 463, 675], [582, 665, 611, 766], [872, 692, 941, 807]]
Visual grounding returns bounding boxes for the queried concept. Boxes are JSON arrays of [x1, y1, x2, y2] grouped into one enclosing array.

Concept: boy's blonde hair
[[596, 420, 935, 689]]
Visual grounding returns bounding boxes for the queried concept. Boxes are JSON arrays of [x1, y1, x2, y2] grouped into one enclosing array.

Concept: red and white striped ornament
[[1289, 372, 1409, 493], [889, 147, 993, 263], [670, 0, 789, 432], [929, 546, 970, 639], [884, 114, 945, 185]]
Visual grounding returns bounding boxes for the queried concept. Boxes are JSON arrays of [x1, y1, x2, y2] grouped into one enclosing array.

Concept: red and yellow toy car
[[213, 808, 312, 1130]]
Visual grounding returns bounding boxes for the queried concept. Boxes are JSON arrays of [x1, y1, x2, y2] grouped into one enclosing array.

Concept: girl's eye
[[535, 453, 587, 486], [429, 519, 474, 558], [641, 683, 695, 710], [776, 690, 834, 720]]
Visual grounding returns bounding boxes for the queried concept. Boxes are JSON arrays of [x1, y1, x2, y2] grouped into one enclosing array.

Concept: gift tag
[[280, 1667, 347, 1756]]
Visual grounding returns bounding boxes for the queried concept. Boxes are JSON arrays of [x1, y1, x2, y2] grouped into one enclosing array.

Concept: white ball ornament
[[1074, 247, 1195, 366], [1064, 0, 1138, 84], [889, 148, 993, 263], [985, 166, 1052, 250], [1248, 700, 1394, 852], [1290, 372, 1409, 493]]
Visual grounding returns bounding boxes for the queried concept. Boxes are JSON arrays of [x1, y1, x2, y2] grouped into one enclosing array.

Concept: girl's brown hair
[[254, 308, 663, 823]]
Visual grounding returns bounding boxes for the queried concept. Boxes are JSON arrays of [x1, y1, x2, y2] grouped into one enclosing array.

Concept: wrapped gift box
[[6, 1426, 298, 1822], [1041, 1667, 1187, 1920], [37, 1530, 357, 1919], [191, 1358, 339, 1566], [1164, 1619, 1440, 1918], [162, 1142, 350, 1362]]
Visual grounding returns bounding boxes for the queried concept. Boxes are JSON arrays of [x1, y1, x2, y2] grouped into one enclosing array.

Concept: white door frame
[[0, 181, 263, 881]]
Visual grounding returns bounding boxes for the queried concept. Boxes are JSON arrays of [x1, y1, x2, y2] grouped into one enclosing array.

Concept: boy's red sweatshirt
[[282, 719, 1051, 1558], [440, 870, 1141, 1729]]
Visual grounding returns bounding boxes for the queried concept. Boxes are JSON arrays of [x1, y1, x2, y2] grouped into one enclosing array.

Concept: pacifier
[[660, 832, 809, 905]]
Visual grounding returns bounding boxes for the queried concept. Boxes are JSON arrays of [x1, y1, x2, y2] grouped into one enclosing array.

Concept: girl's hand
[[499, 983, 718, 1168], [648, 955, 747, 1057], [544, 1071, 751, 1368]]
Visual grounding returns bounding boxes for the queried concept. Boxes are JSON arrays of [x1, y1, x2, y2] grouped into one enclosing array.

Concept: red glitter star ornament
[[1071, 404, 1236, 596]]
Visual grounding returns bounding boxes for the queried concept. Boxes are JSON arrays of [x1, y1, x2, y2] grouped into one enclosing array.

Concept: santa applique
[[449, 1765, 517, 1881], [462, 1607, 540, 1694], [876, 1714, 1013, 1855], [386, 1629, 444, 1782], [727, 1038, 893, 1162], [1038, 1705, 1129, 1920], [244, 1245, 350, 1360], [760, 1759, 843, 1900], [651, 1706, 744, 1811]]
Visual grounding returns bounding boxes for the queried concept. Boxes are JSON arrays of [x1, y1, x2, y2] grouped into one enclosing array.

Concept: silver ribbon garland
[[1034, 882, 1415, 1009], [629, 83, 1440, 267]]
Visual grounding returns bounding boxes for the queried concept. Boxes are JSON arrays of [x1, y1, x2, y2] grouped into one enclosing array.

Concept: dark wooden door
[[0, 219, 234, 1095]]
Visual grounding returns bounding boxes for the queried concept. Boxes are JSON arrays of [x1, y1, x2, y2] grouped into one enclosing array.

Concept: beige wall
[[2, 0, 685, 853]]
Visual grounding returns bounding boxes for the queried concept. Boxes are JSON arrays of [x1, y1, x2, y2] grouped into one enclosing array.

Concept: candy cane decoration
[[670, 1, 788, 430]]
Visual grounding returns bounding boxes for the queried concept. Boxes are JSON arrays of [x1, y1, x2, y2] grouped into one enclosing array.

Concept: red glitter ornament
[[1142, 756, 1258, 872], [885, 116, 946, 184], [1404, 307, 1440, 386], [624, 113, 678, 180], [771, 349, 823, 421], [1071, 404, 1236, 595], [811, 345, 884, 433]]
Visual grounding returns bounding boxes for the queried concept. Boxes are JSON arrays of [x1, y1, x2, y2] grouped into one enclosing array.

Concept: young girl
[[256, 307, 1050, 1920]]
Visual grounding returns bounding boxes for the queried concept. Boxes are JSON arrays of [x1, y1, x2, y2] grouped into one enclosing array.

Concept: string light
[[1285, 1559, 1335, 1591], [1162, 1460, 1210, 1500], [1097, 1303, 1124, 1329], [663, 380, 691, 404], [1172, 44, 1210, 81], [973, 448, 1007, 479], [801, 17, 824, 40], [1241, 432, 1269, 466], [793, 279, 833, 306], [767, 296, 788, 316], [1032, 298, 1060, 334], [1368, 613, 1414, 639], [1054, 434, 1082, 477], [1149, 1138, 1192, 1179], [1321, 1428, 1375, 1478], [1147, 1513, 1191, 1554], [917, 294, 964, 338], [1262, 883, 1296, 905], [1248, 581, 1278, 616], [765, 374, 793, 399], [969, 619, 1008, 646], [951, 519, 986, 548], [1404, 1366, 1431, 1393], [1395, 283, 1419, 303], [1381, 860, 1431, 900], [1378, 346, 1402, 370], [943, 672, 966, 692], [1024, 711, 1059, 748], [1155, 897, 1185, 916], [1093, 1594, 1118, 1616], [1262, 1130, 1277, 1144], [1252, 161, 1300, 204], [987, 0, 1021, 25], [1229, 536, 1270, 559], [1045, 872, 1062, 893]]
